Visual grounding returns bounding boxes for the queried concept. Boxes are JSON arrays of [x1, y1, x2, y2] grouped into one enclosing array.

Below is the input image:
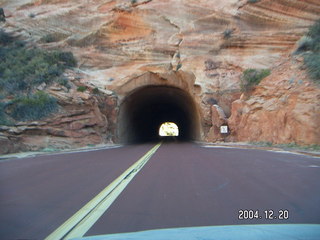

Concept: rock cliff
[[228, 57, 320, 145], [0, 0, 319, 153]]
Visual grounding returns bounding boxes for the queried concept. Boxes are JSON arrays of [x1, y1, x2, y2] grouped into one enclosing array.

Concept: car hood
[[72, 224, 320, 240]]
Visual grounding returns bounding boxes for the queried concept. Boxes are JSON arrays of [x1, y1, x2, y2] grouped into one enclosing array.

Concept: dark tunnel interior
[[118, 86, 201, 144]]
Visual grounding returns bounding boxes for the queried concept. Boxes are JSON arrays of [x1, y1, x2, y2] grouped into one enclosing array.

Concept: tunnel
[[118, 85, 201, 143]]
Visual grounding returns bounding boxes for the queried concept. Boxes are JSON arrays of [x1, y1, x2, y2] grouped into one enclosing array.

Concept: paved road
[[0, 144, 154, 240], [1, 143, 320, 239]]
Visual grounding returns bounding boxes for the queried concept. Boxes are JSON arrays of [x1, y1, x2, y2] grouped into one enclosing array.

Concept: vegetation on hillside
[[77, 86, 87, 92], [0, 29, 14, 45], [251, 141, 320, 152], [296, 19, 320, 82], [223, 29, 233, 39], [0, 44, 76, 94], [240, 69, 271, 92], [0, 8, 5, 22], [8, 91, 58, 121], [40, 32, 69, 43], [0, 102, 11, 125], [0, 30, 77, 123]]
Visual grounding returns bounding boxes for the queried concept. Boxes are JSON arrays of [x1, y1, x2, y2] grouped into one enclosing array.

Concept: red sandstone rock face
[[0, 71, 119, 154], [0, 0, 320, 151], [0, 92, 113, 153], [228, 58, 320, 145], [206, 104, 229, 142]]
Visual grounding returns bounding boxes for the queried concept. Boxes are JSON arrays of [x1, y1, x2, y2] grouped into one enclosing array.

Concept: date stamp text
[[238, 209, 289, 220]]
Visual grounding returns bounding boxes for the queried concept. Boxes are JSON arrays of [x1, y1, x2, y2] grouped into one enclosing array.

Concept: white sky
[[159, 122, 179, 136]]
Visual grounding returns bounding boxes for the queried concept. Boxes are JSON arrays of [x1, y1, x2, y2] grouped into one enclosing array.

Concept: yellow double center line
[[45, 143, 161, 240]]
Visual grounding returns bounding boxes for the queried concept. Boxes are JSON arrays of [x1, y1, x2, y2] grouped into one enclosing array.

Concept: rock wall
[[228, 57, 320, 145], [0, 74, 118, 154], [1, 0, 320, 153]]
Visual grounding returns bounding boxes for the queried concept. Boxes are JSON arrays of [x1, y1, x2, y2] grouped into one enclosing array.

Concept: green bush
[[92, 87, 99, 94], [223, 29, 233, 39], [304, 19, 320, 81], [251, 141, 273, 147], [296, 36, 313, 52], [0, 30, 14, 46], [253, 142, 320, 151], [54, 51, 77, 67], [176, 63, 182, 71], [307, 19, 320, 41], [297, 19, 320, 81], [304, 53, 320, 80], [8, 91, 58, 121], [0, 31, 77, 124], [77, 86, 87, 92], [241, 69, 271, 92], [40, 33, 68, 43], [0, 8, 5, 22], [57, 77, 71, 89], [248, 0, 261, 3], [296, 20, 320, 53], [0, 45, 77, 95], [0, 102, 12, 125]]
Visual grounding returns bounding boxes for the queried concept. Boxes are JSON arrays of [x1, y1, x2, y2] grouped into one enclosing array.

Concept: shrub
[[0, 8, 5, 22], [176, 63, 182, 71], [28, 13, 36, 18], [14, 40, 26, 47], [40, 34, 55, 43], [53, 51, 77, 67], [0, 102, 12, 125], [223, 29, 233, 39], [248, 0, 261, 3], [296, 36, 313, 53], [251, 141, 273, 147], [92, 87, 99, 94], [307, 19, 320, 40], [300, 19, 320, 81], [304, 53, 320, 80], [0, 32, 78, 123], [77, 86, 87, 92], [241, 69, 271, 92], [0, 46, 77, 95], [57, 77, 71, 89], [40, 33, 68, 43], [207, 98, 218, 105], [297, 20, 320, 53], [8, 91, 58, 121], [0, 30, 14, 46]]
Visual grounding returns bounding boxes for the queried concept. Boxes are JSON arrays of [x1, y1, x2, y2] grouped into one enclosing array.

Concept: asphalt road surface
[[1, 142, 320, 239]]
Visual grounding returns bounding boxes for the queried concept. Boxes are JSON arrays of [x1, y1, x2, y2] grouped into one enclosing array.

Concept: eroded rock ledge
[[0, 83, 118, 154]]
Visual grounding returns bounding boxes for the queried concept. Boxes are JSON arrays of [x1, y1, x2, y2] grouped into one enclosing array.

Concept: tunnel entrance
[[118, 85, 200, 143]]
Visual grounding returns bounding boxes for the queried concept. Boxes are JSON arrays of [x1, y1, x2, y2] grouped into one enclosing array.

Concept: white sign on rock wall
[[220, 126, 228, 134]]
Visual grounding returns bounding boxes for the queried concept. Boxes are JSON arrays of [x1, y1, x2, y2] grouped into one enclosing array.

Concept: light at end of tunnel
[[159, 122, 179, 137]]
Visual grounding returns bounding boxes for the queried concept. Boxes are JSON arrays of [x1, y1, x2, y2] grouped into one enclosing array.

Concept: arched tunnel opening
[[118, 86, 201, 144]]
